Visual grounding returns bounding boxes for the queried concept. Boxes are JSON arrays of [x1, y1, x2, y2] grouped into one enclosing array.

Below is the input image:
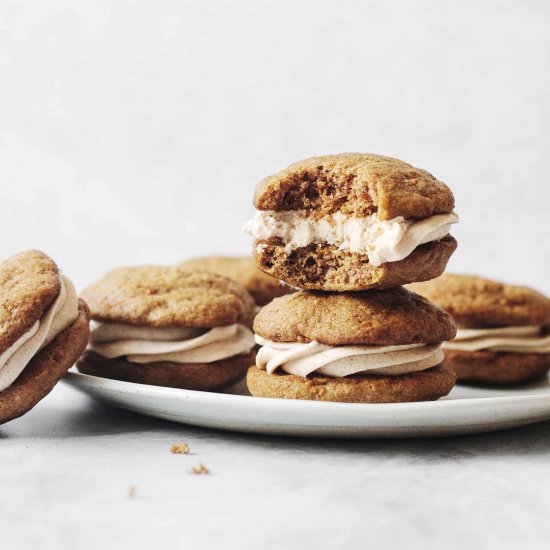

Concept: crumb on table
[[128, 486, 137, 498], [170, 443, 190, 455], [189, 463, 209, 475]]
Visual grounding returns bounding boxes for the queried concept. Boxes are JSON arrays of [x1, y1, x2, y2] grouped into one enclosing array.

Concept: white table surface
[[2, 381, 549, 550]]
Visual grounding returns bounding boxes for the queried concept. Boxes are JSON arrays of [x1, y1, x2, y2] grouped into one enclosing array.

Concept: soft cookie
[[78, 267, 257, 390], [409, 274, 550, 384], [243, 153, 458, 291], [247, 288, 457, 403], [179, 256, 292, 306], [0, 250, 90, 425]]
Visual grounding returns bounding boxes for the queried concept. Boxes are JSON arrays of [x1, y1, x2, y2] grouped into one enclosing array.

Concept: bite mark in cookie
[[253, 237, 457, 292], [244, 153, 458, 290]]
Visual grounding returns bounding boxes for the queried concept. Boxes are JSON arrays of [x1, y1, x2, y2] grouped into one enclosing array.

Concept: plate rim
[[63, 370, 550, 412]]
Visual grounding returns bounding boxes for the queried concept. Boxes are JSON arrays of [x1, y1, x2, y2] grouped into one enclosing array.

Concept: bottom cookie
[[253, 236, 457, 291], [246, 365, 456, 403], [78, 350, 256, 391], [0, 300, 91, 425], [445, 349, 550, 384]]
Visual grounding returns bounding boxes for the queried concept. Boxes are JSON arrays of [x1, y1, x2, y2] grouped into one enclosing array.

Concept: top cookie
[[82, 267, 256, 328], [408, 274, 550, 327], [253, 153, 454, 220], [0, 250, 61, 353], [254, 287, 456, 346], [179, 256, 291, 306]]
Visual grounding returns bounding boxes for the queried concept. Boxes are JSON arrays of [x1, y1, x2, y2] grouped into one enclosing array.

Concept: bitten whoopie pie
[[247, 288, 457, 403], [0, 250, 90, 425], [243, 153, 458, 291], [409, 274, 550, 384], [179, 256, 292, 306], [78, 267, 257, 390]]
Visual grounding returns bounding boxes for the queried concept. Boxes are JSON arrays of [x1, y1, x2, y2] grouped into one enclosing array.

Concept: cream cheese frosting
[[89, 322, 255, 364], [255, 335, 444, 377], [242, 210, 458, 266], [0, 275, 79, 392], [443, 326, 550, 353]]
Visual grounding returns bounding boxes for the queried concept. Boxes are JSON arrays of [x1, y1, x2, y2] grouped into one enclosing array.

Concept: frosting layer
[[443, 326, 550, 353], [90, 322, 255, 364], [0, 275, 79, 392], [243, 210, 458, 266], [255, 335, 444, 378]]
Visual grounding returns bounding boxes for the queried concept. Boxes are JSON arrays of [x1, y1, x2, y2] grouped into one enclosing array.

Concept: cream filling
[[0, 275, 79, 392], [243, 210, 458, 266], [89, 322, 255, 364], [443, 326, 550, 353], [255, 335, 444, 378]]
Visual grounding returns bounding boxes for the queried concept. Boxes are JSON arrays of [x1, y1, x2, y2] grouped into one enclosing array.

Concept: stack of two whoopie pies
[[244, 153, 461, 403]]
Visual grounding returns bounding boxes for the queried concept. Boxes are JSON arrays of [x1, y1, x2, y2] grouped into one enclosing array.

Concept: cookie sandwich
[[78, 267, 256, 390], [247, 288, 457, 403], [243, 153, 458, 291], [409, 274, 550, 384], [0, 250, 90, 425], [180, 256, 291, 307]]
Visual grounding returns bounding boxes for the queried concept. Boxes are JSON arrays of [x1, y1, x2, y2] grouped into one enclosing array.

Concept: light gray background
[[1, 2, 550, 549], [1, 0, 549, 292]]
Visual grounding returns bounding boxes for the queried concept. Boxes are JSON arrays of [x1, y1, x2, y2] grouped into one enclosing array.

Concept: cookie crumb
[[189, 463, 209, 475], [170, 443, 190, 455], [128, 486, 137, 498]]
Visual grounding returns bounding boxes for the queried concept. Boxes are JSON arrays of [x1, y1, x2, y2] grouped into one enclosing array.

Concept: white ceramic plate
[[62, 371, 550, 438]]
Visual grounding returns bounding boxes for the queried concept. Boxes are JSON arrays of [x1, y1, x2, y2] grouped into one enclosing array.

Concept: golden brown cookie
[[408, 273, 550, 327], [179, 256, 292, 306], [254, 153, 454, 219], [78, 350, 254, 391], [444, 349, 549, 384], [0, 250, 61, 352], [82, 266, 255, 327], [254, 237, 457, 292], [254, 288, 456, 345], [0, 249, 90, 425], [1, 301, 90, 424], [246, 365, 456, 403], [246, 153, 457, 291]]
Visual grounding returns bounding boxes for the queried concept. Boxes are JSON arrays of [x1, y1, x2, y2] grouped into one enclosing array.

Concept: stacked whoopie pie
[[243, 153, 460, 403]]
